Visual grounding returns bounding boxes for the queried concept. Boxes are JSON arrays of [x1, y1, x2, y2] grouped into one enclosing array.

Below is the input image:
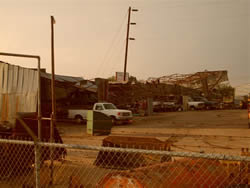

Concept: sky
[[0, 0, 249, 86]]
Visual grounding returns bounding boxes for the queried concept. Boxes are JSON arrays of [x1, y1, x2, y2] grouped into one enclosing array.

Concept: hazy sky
[[0, 0, 249, 86]]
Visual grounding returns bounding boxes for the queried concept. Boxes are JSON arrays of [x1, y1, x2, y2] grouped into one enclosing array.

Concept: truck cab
[[93, 103, 133, 124], [187, 97, 205, 110], [68, 103, 133, 125]]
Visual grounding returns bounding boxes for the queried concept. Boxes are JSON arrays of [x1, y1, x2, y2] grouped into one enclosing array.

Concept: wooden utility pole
[[123, 7, 131, 82], [123, 7, 138, 81], [50, 15, 56, 186], [50, 15, 56, 142]]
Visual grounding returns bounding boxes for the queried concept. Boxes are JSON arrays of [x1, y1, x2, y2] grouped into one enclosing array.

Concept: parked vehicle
[[68, 103, 133, 124], [221, 98, 247, 110], [240, 100, 248, 109], [220, 96, 235, 109], [187, 97, 205, 110], [192, 96, 219, 110], [234, 99, 243, 109], [237, 96, 248, 109], [153, 101, 163, 112], [163, 102, 183, 112], [153, 101, 183, 112]]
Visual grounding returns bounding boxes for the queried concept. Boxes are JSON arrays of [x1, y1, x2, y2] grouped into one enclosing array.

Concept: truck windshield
[[103, 103, 117, 109], [194, 97, 208, 102]]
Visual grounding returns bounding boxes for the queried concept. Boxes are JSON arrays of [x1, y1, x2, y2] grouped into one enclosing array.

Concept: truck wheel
[[177, 107, 183, 112], [75, 115, 83, 124], [111, 116, 116, 125], [190, 106, 195, 111]]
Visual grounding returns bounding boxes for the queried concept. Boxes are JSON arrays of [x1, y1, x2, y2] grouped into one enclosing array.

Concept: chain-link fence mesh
[[0, 138, 249, 188], [0, 139, 35, 187]]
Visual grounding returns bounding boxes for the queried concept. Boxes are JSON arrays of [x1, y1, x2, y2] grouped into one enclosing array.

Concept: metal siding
[[13, 65, 19, 93], [7, 65, 14, 93], [17, 67, 24, 94], [8, 94, 16, 121], [0, 63, 4, 93], [0, 64, 4, 117], [27, 69, 33, 93], [22, 68, 29, 94], [0, 62, 38, 124], [31, 71, 38, 93], [19, 94, 25, 115], [3, 64, 8, 94]]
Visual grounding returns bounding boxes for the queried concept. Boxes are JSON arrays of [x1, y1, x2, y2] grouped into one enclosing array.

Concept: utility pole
[[123, 6, 138, 81], [50, 15, 56, 186], [50, 15, 56, 142]]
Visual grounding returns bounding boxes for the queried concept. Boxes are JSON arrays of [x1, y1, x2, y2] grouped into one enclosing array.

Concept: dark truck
[[192, 96, 219, 110], [153, 101, 183, 112]]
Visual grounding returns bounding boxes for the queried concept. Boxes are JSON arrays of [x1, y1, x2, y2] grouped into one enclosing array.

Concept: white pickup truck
[[68, 103, 133, 124], [187, 97, 205, 110]]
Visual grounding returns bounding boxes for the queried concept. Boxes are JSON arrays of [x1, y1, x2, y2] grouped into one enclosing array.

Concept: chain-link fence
[[0, 138, 249, 188]]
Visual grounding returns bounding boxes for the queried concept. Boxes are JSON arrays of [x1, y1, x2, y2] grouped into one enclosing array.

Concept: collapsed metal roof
[[40, 71, 84, 83], [148, 70, 229, 91], [40, 72, 97, 92], [0, 60, 97, 123]]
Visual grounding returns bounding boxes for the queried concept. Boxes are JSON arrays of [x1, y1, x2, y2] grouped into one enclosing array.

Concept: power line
[[95, 11, 128, 78], [109, 39, 126, 76], [101, 28, 126, 78]]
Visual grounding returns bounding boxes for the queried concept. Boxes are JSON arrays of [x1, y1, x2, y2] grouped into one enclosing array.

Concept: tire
[[177, 107, 183, 112], [190, 106, 195, 111], [75, 115, 83, 124], [110, 116, 116, 125], [122, 121, 130, 125]]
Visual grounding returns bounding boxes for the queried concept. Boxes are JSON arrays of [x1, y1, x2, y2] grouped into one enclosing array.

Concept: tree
[[107, 76, 116, 81], [128, 76, 137, 83]]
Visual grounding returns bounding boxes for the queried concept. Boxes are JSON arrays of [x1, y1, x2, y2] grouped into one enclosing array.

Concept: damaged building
[[0, 61, 97, 123]]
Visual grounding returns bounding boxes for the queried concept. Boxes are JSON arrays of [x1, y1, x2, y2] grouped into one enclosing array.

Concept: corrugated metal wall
[[0, 62, 38, 124]]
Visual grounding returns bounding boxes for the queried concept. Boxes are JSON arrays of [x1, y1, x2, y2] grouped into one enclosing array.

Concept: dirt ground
[[57, 109, 250, 156], [46, 109, 250, 186], [3, 110, 249, 187], [119, 109, 248, 129]]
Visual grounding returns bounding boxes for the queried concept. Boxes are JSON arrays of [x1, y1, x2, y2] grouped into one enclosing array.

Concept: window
[[103, 103, 117, 110], [96, 105, 103, 110]]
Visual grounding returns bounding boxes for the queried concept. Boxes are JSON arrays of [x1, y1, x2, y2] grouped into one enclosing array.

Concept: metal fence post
[[35, 143, 41, 188], [248, 94, 250, 128], [49, 113, 54, 186]]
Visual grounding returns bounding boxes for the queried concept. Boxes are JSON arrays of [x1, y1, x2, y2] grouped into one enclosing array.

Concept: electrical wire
[[101, 32, 126, 78], [95, 11, 128, 78], [100, 19, 127, 78], [109, 39, 126, 76]]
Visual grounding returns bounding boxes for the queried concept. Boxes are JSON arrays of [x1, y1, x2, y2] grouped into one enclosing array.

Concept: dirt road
[[57, 109, 250, 155], [116, 109, 248, 129], [46, 109, 250, 187]]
